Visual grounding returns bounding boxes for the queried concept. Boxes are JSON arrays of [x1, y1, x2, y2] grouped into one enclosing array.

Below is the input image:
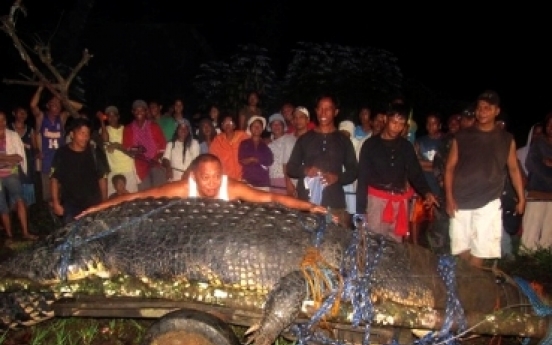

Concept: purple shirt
[[238, 138, 273, 187]]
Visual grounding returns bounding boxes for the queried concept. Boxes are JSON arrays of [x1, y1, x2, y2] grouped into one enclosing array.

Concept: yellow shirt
[[105, 126, 134, 173]]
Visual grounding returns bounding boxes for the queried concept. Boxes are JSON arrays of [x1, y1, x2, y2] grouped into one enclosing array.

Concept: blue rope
[[294, 215, 474, 345], [293, 214, 385, 345], [414, 255, 466, 345], [514, 276, 552, 345], [55, 198, 183, 281]]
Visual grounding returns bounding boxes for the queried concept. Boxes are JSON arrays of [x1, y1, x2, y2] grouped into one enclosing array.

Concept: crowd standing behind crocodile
[[1, 88, 552, 266]]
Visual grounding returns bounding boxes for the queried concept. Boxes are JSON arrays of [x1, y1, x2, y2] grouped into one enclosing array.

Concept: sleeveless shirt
[[453, 126, 512, 209], [40, 115, 64, 174]]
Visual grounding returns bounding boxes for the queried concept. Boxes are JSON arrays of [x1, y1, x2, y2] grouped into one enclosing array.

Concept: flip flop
[[22, 234, 38, 241]]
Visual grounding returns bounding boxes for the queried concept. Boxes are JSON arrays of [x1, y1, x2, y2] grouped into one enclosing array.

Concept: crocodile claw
[[245, 271, 307, 345]]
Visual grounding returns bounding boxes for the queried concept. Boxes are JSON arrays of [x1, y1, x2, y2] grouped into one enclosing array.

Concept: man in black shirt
[[50, 118, 109, 224], [357, 104, 438, 242], [287, 94, 358, 227]]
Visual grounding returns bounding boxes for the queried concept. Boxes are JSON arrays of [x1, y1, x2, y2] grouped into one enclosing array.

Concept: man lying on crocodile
[[79, 153, 330, 218]]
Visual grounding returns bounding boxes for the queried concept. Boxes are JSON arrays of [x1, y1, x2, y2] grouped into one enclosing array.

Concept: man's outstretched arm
[[77, 180, 189, 218], [229, 179, 326, 214]]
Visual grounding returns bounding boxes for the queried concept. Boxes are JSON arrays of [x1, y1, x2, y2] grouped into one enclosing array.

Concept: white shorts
[[449, 198, 502, 258]]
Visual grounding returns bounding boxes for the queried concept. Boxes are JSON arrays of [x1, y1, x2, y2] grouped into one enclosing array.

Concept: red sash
[[368, 187, 414, 236]]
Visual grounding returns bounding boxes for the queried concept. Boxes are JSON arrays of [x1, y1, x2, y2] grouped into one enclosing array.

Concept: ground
[[0, 202, 550, 345]]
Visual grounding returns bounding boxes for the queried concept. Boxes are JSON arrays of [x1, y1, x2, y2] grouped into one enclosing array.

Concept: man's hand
[[308, 205, 339, 223], [75, 206, 100, 219], [543, 157, 552, 167], [286, 184, 297, 197], [309, 205, 327, 214], [304, 166, 319, 177], [96, 111, 106, 122], [321, 172, 338, 187], [241, 157, 259, 165], [423, 192, 440, 208], [51, 202, 64, 216], [515, 198, 526, 215], [445, 196, 457, 217], [166, 168, 174, 181]]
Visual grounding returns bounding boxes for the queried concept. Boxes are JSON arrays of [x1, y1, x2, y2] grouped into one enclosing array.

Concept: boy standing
[[445, 91, 525, 267]]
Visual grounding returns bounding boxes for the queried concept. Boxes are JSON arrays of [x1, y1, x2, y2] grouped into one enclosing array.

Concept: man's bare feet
[[22, 234, 38, 240]]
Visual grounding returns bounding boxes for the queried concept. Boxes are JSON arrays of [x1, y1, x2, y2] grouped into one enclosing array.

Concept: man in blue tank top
[[30, 86, 82, 203]]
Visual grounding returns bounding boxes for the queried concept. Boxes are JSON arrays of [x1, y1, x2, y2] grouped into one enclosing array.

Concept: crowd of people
[[1, 87, 551, 268]]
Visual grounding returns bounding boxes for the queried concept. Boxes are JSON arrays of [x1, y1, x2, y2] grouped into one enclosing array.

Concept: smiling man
[[79, 153, 329, 218], [444, 90, 525, 267], [286, 94, 358, 228]]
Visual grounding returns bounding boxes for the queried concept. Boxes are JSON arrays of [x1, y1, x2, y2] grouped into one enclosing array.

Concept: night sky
[[1, 0, 550, 142]]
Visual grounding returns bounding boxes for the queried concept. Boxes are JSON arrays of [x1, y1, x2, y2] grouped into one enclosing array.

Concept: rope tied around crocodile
[[414, 255, 467, 345], [294, 214, 385, 345], [513, 276, 552, 345], [295, 214, 473, 345], [300, 247, 343, 318], [299, 212, 343, 319]]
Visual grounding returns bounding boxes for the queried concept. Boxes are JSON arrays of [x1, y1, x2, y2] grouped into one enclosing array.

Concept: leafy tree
[[193, 44, 278, 114], [281, 42, 403, 117]]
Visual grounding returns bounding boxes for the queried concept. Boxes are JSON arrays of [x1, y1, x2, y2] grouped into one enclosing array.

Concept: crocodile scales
[[0, 197, 540, 344]]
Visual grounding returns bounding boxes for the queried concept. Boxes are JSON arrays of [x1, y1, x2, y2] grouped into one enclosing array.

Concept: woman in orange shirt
[[209, 114, 249, 180]]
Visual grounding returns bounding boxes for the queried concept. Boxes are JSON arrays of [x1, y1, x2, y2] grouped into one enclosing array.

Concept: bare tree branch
[[2, 79, 61, 87], [36, 45, 66, 88], [66, 49, 93, 87], [1, 0, 93, 118]]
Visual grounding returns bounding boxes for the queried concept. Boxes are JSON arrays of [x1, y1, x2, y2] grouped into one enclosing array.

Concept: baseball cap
[[267, 113, 287, 132], [477, 90, 500, 106], [246, 115, 267, 136], [132, 99, 148, 110], [104, 105, 119, 115], [294, 106, 309, 119]]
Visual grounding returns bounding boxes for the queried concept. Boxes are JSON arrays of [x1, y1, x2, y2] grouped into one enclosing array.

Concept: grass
[[0, 318, 151, 345]]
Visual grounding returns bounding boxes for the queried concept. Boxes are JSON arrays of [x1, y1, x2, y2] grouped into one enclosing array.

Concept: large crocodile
[[0, 197, 547, 344]]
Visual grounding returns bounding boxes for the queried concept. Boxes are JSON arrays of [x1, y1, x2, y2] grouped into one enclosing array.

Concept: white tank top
[[188, 175, 229, 201]]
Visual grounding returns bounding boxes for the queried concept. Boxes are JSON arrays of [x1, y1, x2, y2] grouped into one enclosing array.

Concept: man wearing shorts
[[444, 90, 525, 267]]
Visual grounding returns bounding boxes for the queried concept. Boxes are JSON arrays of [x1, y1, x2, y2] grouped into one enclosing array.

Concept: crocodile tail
[[0, 290, 56, 330], [245, 271, 307, 345]]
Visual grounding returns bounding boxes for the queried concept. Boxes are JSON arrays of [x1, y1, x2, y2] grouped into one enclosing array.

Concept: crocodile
[[0, 197, 546, 344]]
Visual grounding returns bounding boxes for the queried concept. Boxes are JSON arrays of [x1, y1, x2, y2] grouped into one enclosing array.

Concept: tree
[[193, 44, 278, 114], [282, 42, 403, 117], [1, 0, 92, 117]]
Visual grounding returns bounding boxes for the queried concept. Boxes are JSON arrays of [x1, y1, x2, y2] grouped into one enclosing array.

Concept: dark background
[[0, 0, 550, 145]]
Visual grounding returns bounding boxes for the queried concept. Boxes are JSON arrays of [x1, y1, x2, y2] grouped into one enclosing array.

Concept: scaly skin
[[0, 198, 534, 342]]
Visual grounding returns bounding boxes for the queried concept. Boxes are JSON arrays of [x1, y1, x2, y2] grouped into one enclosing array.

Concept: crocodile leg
[[245, 270, 306, 345]]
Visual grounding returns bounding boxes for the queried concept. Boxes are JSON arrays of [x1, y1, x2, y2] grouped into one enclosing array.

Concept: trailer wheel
[[141, 309, 240, 345]]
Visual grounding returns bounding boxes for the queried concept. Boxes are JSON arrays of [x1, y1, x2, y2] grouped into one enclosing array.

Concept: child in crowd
[[109, 174, 130, 200]]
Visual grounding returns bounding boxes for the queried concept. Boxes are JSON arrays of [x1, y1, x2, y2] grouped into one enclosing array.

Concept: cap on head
[[246, 115, 267, 136], [132, 99, 148, 110], [477, 90, 500, 107], [267, 113, 287, 132], [105, 105, 119, 115], [294, 106, 310, 119]]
